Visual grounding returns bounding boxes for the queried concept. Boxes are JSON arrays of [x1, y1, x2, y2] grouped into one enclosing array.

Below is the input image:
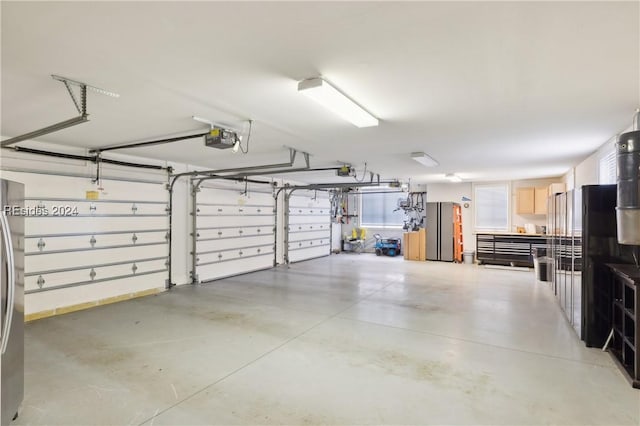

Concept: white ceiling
[[2, 1, 639, 184]]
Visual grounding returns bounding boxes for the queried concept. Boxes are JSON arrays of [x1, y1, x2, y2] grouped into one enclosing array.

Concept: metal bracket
[[0, 75, 106, 147], [132, 233, 138, 244], [89, 204, 97, 213], [89, 268, 96, 280], [131, 203, 138, 214], [37, 275, 45, 288], [89, 235, 97, 247], [132, 263, 138, 274], [37, 238, 46, 251]]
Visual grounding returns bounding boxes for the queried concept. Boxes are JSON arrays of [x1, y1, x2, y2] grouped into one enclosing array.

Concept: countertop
[[606, 263, 640, 283], [475, 232, 547, 237]]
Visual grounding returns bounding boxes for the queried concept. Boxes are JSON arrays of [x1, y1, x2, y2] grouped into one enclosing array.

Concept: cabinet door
[[516, 187, 535, 214], [534, 187, 548, 215]]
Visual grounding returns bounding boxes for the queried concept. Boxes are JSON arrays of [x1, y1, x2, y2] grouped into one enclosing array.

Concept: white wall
[[569, 135, 618, 189], [168, 162, 193, 286]]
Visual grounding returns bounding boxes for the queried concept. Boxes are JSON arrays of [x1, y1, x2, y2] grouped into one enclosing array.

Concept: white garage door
[[193, 180, 275, 282], [286, 189, 332, 263], [5, 172, 169, 312]]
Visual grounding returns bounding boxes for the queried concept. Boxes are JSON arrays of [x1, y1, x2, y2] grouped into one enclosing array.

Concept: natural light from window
[[474, 183, 509, 231], [360, 189, 405, 228]]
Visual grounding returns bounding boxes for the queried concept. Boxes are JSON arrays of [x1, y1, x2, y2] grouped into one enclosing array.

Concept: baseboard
[[25, 287, 162, 322]]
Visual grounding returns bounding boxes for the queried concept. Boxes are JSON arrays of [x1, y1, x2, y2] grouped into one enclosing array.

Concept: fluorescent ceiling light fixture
[[445, 173, 462, 183], [298, 78, 378, 128], [411, 152, 439, 167]]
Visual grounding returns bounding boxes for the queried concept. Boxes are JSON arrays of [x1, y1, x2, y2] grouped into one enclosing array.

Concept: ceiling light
[[297, 78, 378, 128], [411, 152, 439, 167], [445, 173, 462, 183]]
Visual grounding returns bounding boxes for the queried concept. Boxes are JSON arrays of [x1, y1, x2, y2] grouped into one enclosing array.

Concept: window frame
[[358, 188, 406, 229], [473, 182, 511, 232], [598, 148, 617, 185]]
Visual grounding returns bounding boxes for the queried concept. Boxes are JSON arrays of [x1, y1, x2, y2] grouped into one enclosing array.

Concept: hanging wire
[[354, 162, 368, 182], [235, 120, 253, 154]]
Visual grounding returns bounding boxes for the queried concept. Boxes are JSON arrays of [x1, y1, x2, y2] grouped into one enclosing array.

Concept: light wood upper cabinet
[[516, 187, 535, 214], [534, 187, 548, 215], [516, 187, 548, 215]]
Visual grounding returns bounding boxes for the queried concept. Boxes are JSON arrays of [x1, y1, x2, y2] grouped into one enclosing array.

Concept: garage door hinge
[[89, 235, 97, 247], [89, 268, 96, 280], [37, 275, 45, 288], [37, 238, 46, 251]]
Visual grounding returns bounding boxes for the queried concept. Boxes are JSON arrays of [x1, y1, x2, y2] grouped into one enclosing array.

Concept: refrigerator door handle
[[0, 210, 16, 355]]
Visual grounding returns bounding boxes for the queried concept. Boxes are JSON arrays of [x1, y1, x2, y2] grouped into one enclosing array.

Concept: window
[[474, 183, 509, 231], [360, 190, 405, 227], [599, 149, 617, 184]]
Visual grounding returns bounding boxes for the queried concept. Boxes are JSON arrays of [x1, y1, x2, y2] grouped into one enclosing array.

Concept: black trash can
[[532, 248, 550, 282]]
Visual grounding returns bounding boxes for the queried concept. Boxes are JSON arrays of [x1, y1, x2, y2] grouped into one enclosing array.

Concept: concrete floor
[[16, 256, 640, 425]]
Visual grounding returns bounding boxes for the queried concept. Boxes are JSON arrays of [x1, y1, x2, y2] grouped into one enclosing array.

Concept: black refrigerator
[[581, 185, 635, 347]]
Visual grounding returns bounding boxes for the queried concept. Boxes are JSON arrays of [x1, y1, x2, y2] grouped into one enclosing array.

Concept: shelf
[[607, 263, 640, 388]]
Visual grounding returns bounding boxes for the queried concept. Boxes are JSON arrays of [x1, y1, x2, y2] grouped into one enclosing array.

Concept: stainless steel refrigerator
[[1, 179, 24, 425], [426, 202, 456, 262]]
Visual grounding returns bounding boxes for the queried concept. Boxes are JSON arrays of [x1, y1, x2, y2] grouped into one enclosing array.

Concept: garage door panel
[[286, 191, 331, 263], [196, 215, 274, 228], [4, 173, 171, 306], [194, 182, 276, 282], [196, 204, 274, 216], [25, 257, 168, 293], [197, 243, 273, 264], [25, 216, 168, 235], [288, 230, 330, 242], [196, 235, 273, 252], [288, 245, 331, 263], [197, 225, 273, 240], [26, 243, 168, 271], [24, 231, 167, 253], [197, 254, 274, 283], [21, 199, 167, 216], [26, 272, 166, 314], [287, 222, 330, 233], [7, 174, 167, 202]]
